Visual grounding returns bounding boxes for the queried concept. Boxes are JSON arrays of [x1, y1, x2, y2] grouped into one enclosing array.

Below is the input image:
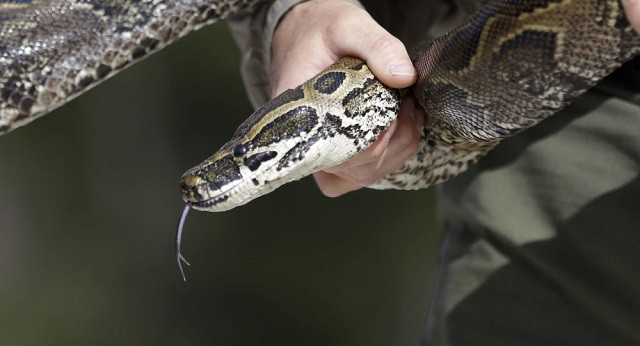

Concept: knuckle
[[370, 34, 403, 55], [347, 166, 375, 180], [330, 8, 367, 37], [313, 174, 343, 198], [353, 175, 378, 186], [291, 0, 321, 19], [326, 20, 343, 39], [318, 185, 341, 198], [361, 144, 385, 161]]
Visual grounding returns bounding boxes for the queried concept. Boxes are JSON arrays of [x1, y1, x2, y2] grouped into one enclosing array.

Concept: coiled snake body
[[2, 0, 640, 275]]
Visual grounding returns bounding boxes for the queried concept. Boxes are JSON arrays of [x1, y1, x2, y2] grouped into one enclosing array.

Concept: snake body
[[180, 0, 640, 211], [0, 0, 253, 133], [1, 0, 640, 213]]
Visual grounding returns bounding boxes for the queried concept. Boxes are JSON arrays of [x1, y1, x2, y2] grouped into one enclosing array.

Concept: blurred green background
[[0, 23, 441, 345]]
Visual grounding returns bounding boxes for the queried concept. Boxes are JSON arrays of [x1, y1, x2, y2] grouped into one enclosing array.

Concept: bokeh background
[[0, 23, 441, 345]]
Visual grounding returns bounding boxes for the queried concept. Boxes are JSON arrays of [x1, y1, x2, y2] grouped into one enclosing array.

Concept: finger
[[622, 0, 640, 34], [270, 47, 337, 96], [270, 37, 335, 96], [270, 2, 341, 96], [339, 102, 414, 178], [326, 9, 417, 89], [313, 171, 363, 197], [334, 98, 423, 184], [323, 120, 398, 174], [371, 109, 423, 179], [313, 98, 423, 194], [380, 100, 422, 162]]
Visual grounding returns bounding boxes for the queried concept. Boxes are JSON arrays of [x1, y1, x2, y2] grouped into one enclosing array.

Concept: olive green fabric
[[429, 59, 640, 345]]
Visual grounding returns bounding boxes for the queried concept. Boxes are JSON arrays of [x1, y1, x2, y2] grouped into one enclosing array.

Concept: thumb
[[327, 10, 417, 89], [622, 0, 640, 34]]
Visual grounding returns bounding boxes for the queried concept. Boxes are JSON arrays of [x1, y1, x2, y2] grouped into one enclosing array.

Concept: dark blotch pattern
[[247, 87, 304, 129], [139, 37, 159, 50], [96, 64, 112, 79], [252, 106, 318, 147], [313, 72, 346, 94], [131, 46, 146, 59], [497, 30, 556, 61], [324, 113, 343, 129], [342, 78, 375, 107], [350, 62, 365, 71], [0, 76, 20, 101], [276, 115, 341, 171], [18, 97, 34, 113], [78, 76, 94, 89], [244, 151, 277, 171], [226, 87, 306, 144], [196, 156, 242, 193], [438, 0, 563, 71]]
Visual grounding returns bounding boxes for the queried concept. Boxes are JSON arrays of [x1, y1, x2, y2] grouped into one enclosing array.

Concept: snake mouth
[[189, 194, 231, 211], [179, 164, 253, 212], [180, 179, 231, 211], [178, 152, 248, 211]]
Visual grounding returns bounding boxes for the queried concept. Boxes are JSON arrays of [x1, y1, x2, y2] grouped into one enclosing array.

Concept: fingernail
[[388, 62, 416, 77]]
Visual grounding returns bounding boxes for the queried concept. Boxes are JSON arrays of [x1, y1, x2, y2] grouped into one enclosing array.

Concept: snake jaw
[[179, 135, 327, 212]]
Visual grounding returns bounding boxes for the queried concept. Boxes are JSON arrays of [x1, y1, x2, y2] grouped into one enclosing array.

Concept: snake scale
[[1, 1, 640, 276]]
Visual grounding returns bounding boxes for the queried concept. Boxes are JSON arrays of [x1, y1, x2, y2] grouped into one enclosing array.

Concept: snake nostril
[[179, 186, 203, 203], [183, 175, 204, 188]]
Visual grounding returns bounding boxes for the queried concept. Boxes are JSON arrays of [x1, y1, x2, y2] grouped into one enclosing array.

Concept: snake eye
[[232, 144, 247, 156]]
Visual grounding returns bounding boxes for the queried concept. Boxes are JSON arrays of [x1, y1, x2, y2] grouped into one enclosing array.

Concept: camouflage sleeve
[[227, 0, 301, 107]]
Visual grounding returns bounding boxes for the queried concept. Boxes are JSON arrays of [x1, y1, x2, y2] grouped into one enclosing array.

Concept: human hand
[[623, 0, 640, 34], [271, 0, 424, 197]]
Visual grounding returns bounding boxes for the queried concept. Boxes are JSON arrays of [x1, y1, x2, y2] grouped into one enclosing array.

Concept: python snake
[[1, 1, 640, 277]]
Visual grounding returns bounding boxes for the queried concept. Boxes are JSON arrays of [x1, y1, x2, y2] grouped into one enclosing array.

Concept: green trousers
[[426, 59, 640, 345]]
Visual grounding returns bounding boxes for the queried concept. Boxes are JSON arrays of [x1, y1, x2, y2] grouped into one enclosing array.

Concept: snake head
[[180, 57, 399, 212], [179, 87, 324, 211]]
